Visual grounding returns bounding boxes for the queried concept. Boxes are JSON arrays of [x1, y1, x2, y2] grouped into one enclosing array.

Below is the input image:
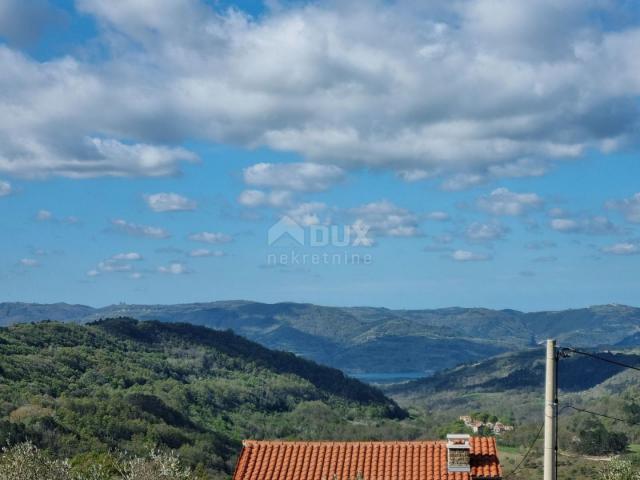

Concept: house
[[493, 423, 513, 434], [232, 434, 502, 480]]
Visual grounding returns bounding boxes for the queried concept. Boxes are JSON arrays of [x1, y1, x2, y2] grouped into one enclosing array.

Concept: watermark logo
[[268, 216, 305, 246], [268, 216, 372, 247], [266, 216, 373, 266]]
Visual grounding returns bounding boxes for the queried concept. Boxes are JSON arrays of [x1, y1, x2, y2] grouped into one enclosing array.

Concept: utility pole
[[544, 339, 557, 480]]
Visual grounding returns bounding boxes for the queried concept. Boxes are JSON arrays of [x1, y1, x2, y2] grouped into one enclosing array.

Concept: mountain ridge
[[1, 301, 639, 375]]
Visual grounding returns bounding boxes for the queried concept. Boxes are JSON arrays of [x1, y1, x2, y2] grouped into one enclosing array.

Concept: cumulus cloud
[[285, 202, 329, 227], [243, 163, 345, 192], [86, 257, 141, 277], [189, 248, 225, 258], [451, 250, 490, 262], [550, 216, 618, 234], [188, 231, 233, 244], [601, 242, 639, 255], [477, 187, 543, 216], [111, 219, 170, 238], [426, 211, 450, 221], [238, 189, 292, 208], [36, 209, 53, 221], [96, 260, 132, 273], [35, 209, 80, 224], [397, 169, 433, 182], [465, 221, 507, 242], [550, 218, 580, 232], [112, 252, 142, 261], [2, 1, 639, 181], [0, 180, 12, 196], [144, 192, 197, 212], [349, 200, 421, 237], [19, 258, 39, 267], [158, 262, 189, 274], [607, 193, 640, 223]]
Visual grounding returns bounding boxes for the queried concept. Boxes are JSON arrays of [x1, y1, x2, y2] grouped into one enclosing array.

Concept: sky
[[1, 0, 639, 311]]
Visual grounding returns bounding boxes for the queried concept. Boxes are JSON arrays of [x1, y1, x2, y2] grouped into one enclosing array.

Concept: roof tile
[[233, 438, 501, 480]]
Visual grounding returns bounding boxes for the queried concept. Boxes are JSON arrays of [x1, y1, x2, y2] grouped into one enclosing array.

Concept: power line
[[559, 405, 635, 424], [503, 422, 544, 479], [560, 347, 640, 372]]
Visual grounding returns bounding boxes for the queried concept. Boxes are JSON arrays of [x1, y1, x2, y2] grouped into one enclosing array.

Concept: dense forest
[[1, 318, 639, 479], [0, 318, 411, 478]]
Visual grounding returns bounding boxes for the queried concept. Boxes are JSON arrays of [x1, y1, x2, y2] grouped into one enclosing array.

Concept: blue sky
[[1, 0, 639, 310]]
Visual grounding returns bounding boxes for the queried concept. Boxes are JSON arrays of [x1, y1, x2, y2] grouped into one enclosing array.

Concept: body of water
[[349, 371, 433, 384]]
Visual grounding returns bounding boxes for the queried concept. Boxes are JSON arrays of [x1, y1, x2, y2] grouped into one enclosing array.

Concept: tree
[[600, 459, 640, 480], [623, 401, 640, 426], [572, 417, 629, 456]]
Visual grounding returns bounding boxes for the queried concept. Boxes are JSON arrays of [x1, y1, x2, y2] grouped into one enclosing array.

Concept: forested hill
[[0, 318, 405, 478], [389, 347, 640, 397], [1, 301, 639, 375]]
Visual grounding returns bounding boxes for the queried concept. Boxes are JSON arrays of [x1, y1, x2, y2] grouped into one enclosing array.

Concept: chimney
[[447, 434, 471, 473]]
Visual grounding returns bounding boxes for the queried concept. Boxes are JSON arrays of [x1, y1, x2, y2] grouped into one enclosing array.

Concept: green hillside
[[2, 302, 639, 376], [0, 318, 406, 478]]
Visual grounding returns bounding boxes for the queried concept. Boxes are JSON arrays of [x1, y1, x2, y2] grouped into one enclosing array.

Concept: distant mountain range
[[1, 301, 639, 375]]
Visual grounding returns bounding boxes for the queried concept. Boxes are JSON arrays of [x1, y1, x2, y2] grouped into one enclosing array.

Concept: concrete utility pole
[[544, 339, 557, 480]]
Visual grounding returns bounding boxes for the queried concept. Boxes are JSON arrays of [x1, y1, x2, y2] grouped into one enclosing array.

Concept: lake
[[348, 371, 433, 384]]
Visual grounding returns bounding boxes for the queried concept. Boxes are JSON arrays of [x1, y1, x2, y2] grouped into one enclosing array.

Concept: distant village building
[[459, 416, 513, 435], [232, 435, 502, 480]]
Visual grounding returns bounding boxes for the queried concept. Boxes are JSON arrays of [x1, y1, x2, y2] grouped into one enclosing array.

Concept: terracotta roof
[[233, 437, 502, 480]]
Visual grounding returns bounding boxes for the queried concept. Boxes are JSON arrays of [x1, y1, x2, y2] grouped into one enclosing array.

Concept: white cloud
[[35, 209, 80, 224], [602, 242, 639, 255], [96, 260, 132, 273], [158, 262, 189, 274], [550, 218, 580, 232], [188, 231, 233, 244], [36, 209, 53, 221], [441, 173, 487, 191], [451, 250, 490, 262], [144, 192, 197, 212], [607, 193, 640, 223], [189, 248, 225, 258], [477, 187, 543, 216], [465, 221, 507, 241], [238, 189, 292, 208], [111, 219, 170, 238], [349, 200, 421, 237], [0, 2, 639, 181], [19, 258, 39, 267], [426, 211, 450, 221], [0, 179, 12, 196], [88, 254, 141, 276], [397, 169, 433, 182], [550, 216, 618, 234], [286, 202, 328, 227], [112, 252, 142, 261], [243, 163, 344, 192]]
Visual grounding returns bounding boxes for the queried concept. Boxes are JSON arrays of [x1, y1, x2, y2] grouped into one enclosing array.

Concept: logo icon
[[268, 216, 305, 246]]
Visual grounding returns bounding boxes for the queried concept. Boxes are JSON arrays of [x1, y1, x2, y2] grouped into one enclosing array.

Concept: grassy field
[[630, 444, 640, 454], [498, 447, 605, 480]]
